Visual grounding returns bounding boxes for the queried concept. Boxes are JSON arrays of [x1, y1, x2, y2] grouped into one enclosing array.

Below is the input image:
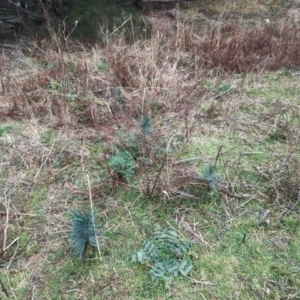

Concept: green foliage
[[49, 79, 74, 91], [198, 164, 222, 192], [69, 210, 102, 260], [115, 115, 152, 157], [45, 62, 59, 70], [218, 82, 231, 93], [132, 229, 193, 283], [108, 151, 136, 182], [113, 87, 126, 106], [115, 116, 168, 162], [115, 130, 140, 158], [0, 125, 12, 137], [141, 115, 152, 136], [49, 79, 63, 90], [96, 59, 108, 71]]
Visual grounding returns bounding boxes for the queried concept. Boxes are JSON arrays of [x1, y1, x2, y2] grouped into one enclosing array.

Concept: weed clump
[[132, 229, 193, 285], [108, 150, 136, 182]]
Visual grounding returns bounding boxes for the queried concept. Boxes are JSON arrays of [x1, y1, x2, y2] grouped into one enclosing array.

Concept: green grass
[[4, 149, 300, 298], [2, 82, 300, 299]]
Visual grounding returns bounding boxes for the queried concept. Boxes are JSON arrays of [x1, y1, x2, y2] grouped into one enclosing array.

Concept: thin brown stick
[[180, 270, 215, 286], [149, 160, 165, 199], [214, 144, 223, 168], [2, 195, 9, 251], [0, 277, 9, 298]]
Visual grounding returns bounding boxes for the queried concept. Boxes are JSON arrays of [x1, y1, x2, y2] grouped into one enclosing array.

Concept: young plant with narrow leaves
[[198, 164, 223, 192], [69, 210, 103, 260], [141, 115, 152, 136]]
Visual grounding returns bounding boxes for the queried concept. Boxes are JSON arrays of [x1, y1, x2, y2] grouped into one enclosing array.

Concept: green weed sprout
[[69, 210, 103, 260], [132, 229, 193, 284], [198, 164, 223, 192], [113, 87, 125, 106], [141, 115, 152, 136], [218, 82, 231, 93], [96, 58, 108, 71]]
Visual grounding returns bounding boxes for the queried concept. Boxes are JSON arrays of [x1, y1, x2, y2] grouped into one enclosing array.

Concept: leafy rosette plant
[[132, 229, 193, 284]]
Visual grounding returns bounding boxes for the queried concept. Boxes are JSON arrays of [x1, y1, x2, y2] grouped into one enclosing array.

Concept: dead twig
[[180, 270, 215, 286], [0, 277, 9, 298]]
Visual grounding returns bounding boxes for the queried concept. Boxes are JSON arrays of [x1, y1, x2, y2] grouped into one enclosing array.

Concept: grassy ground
[[1, 1, 300, 299]]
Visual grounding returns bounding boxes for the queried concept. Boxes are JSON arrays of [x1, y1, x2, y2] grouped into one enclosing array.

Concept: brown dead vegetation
[[1, 15, 300, 128]]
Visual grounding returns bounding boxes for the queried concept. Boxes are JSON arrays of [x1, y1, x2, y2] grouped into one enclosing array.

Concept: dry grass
[[2, 11, 300, 126]]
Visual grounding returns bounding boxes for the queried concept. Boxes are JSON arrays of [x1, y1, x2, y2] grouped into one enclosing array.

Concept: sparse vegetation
[[1, 1, 300, 299]]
